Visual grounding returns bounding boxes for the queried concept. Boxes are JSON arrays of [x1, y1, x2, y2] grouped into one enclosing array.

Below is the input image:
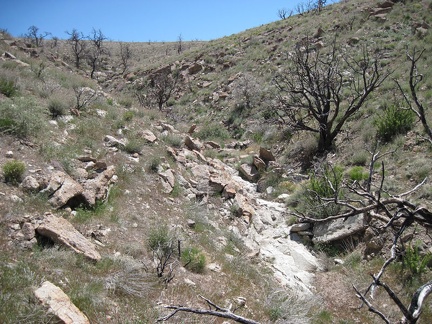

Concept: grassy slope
[[1, 0, 432, 323]]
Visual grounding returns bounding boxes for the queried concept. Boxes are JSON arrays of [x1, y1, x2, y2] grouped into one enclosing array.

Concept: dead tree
[[25, 25, 50, 47], [395, 48, 432, 144], [66, 29, 86, 69], [277, 8, 292, 20], [86, 28, 108, 79], [274, 39, 390, 153], [118, 42, 132, 75], [316, 0, 327, 13], [145, 69, 179, 110], [297, 148, 432, 323], [72, 86, 98, 111], [177, 34, 183, 54], [157, 295, 259, 324]]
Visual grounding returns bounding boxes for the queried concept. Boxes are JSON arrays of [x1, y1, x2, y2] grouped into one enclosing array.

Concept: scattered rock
[[104, 135, 126, 149], [184, 135, 202, 151], [184, 278, 197, 286], [205, 141, 221, 149], [140, 130, 157, 143], [207, 262, 222, 272], [5, 150, 14, 158], [34, 281, 90, 324], [2, 51, 16, 59], [187, 219, 196, 228], [82, 165, 116, 206], [159, 169, 175, 189]]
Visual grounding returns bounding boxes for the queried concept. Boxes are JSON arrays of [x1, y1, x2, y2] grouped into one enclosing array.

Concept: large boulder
[[43, 171, 84, 209], [34, 281, 89, 324], [36, 212, 101, 261], [259, 147, 276, 165], [238, 163, 260, 183], [312, 214, 366, 244]]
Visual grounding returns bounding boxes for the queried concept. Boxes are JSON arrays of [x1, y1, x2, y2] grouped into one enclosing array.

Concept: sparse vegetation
[[1, 0, 432, 323]]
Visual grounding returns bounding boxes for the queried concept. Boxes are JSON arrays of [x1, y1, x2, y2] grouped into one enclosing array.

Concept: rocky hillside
[[1, 0, 432, 323]]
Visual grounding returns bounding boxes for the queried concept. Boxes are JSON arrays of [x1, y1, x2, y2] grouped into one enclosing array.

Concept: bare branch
[[157, 295, 259, 324], [353, 285, 390, 323]]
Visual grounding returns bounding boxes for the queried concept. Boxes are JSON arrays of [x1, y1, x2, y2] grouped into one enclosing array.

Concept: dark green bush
[[375, 104, 415, 142], [148, 156, 161, 173], [48, 99, 67, 118], [3, 160, 26, 184]]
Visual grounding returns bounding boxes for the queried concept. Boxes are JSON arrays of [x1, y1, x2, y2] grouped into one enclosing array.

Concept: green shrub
[[0, 78, 17, 97], [122, 110, 135, 122], [402, 242, 432, 277], [48, 98, 67, 118], [161, 133, 182, 148], [3, 160, 26, 184], [123, 139, 143, 154], [181, 247, 206, 273], [304, 165, 344, 219], [351, 151, 368, 166], [147, 225, 172, 253], [375, 104, 415, 142], [196, 123, 230, 141], [309, 165, 343, 198], [347, 166, 369, 182]]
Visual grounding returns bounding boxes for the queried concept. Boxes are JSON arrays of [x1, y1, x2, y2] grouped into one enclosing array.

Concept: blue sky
[[1, 1, 338, 42]]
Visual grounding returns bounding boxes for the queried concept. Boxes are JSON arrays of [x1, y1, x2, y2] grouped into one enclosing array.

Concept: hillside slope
[[1, 0, 432, 323]]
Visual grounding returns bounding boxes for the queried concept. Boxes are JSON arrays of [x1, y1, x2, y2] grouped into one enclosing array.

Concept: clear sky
[[1, 1, 338, 42]]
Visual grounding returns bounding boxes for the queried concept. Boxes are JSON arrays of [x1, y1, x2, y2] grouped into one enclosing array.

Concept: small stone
[[334, 258, 345, 265], [207, 262, 222, 272], [10, 223, 21, 230], [5, 151, 14, 158], [187, 219, 196, 228], [184, 278, 196, 286], [290, 223, 311, 232]]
